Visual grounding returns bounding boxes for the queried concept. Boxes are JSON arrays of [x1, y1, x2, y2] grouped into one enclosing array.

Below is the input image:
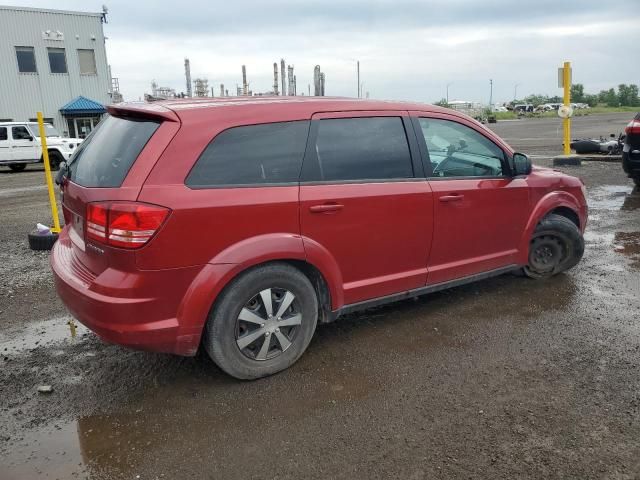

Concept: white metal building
[[0, 5, 113, 138]]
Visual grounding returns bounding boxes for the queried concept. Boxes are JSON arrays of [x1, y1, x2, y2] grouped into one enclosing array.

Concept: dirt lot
[[1, 113, 639, 480]]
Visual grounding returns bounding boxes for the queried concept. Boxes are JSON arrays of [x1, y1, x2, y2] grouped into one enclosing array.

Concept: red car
[[51, 97, 587, 379]]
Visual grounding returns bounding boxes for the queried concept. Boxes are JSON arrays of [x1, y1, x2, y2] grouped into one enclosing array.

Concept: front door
[[300, 112, 433, 306], [411, 114, 530, 284], [10, 125, 39, 161]]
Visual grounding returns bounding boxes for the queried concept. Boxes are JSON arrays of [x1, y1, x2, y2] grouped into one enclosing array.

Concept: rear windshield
[[67, 115, 160, 188]]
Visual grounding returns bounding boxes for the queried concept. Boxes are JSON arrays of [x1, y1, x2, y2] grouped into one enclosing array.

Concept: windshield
[[28, 123, 60, 137]]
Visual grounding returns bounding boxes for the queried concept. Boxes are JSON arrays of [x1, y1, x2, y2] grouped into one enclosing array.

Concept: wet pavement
[[1, 113, 639, 479]]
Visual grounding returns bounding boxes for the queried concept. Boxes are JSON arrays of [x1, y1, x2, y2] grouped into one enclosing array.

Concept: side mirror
[[28, 136, 34, 141], [512, 152, 531, 176]]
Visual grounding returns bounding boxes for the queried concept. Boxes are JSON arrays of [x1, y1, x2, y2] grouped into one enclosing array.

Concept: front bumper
[[50, 229, 203, 355]]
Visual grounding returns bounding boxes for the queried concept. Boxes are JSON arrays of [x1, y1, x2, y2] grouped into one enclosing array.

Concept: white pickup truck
[[0, 122, 82, 172]]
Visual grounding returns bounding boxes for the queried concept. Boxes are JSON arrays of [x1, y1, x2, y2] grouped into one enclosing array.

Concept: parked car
[[514, 104, 534, 113], [51, 97, 587, 379], [0, 121, 81, 172], [622, 112, 640, 186]]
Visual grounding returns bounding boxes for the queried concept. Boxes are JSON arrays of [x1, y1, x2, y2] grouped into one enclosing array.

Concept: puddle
[[588, 185, 633, 211], [613, 232, 640, 269], [0, 316, 88, 355]]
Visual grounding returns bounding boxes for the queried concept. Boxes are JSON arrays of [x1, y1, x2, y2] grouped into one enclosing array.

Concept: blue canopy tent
[[59, 96, 106, 138]]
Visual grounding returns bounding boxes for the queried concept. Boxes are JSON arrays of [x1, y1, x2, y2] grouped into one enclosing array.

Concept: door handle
[[309, 203, 344, 213], [439, 194, 464, 202]]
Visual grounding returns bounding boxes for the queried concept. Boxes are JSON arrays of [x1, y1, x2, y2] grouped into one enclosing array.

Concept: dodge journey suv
[[51, 97, 587, 379]]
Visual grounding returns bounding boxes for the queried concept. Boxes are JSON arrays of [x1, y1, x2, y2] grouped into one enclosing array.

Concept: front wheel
[[523, 214, 584, 279], [204, 263, 318, 380]]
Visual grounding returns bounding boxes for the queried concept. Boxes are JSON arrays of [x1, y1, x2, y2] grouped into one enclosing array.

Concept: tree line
[[519, 83, 640, 108]]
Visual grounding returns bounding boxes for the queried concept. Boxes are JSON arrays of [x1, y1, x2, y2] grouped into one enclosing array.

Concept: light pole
[[446, 82, 453, 104], [357, 60, 360, 98], [514, 83, 521, 101], [489, 79, 493, 110]]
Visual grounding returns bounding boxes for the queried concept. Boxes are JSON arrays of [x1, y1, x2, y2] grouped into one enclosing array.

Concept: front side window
[[12, 126, 32, 140], [186, 121, 310, 187], [305, 117, 413, 182], [418, 118, 505, 178], [78, 49, 97, 74], [0, 128, 7, 141], [47, 48, 67, 73], [15, 46, 37, 73]]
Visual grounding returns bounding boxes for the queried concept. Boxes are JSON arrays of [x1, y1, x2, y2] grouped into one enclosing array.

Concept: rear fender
[[518, 191, 583, 263], [176, 233, 344, 341]]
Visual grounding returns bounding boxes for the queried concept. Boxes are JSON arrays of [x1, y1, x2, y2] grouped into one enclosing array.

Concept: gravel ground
[[1, 113, 639, 480]]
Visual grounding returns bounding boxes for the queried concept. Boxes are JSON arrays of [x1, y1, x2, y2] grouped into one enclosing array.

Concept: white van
[[0, 122, 82, 172]]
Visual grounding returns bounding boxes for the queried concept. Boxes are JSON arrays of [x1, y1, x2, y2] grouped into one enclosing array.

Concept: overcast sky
[[8, 0, 640, 103]]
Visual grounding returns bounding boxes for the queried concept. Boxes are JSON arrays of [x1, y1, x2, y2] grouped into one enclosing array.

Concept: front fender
[[517, 191, 583, 263]]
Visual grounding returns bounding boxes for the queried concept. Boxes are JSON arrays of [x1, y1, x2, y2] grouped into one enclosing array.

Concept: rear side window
[[304, 117, 413, 182], [68, 115, 159, 188], [0, 127, 7, 141], [186, 121, 309, 187]]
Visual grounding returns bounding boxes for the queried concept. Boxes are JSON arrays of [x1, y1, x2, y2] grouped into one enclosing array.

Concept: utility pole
[[489, 79, 493, 110], [446, 82, 453, 104], [560, 61, 572, 155], [514, 83, 521, 101], [357, 60, 360, 98]]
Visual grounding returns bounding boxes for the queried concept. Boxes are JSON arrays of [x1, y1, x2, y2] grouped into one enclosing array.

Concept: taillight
[[625, 120, 640, 135], [85, 202, 170, 249]]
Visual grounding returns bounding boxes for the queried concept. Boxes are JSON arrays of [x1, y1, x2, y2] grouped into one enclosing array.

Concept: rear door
[[61, 113, 178, 275], [10, 125, 39, 161], [299, 111, 433, 305], [411, 112, 530, 284]]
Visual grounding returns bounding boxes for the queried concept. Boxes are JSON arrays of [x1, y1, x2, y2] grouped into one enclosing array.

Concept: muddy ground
[[1, 113, 639, 479]]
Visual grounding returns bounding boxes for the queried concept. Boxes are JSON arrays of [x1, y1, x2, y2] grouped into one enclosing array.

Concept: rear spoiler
[[107, 102, 179, 122]]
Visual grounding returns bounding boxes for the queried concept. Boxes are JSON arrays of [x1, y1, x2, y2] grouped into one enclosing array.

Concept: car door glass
[[418, 118, 504, 178], [305, 117, 413, 181], [12, 126, 31, 140], [0, 127, 7, 141]]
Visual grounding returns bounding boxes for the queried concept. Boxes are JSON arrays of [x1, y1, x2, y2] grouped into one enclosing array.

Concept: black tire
[[204, 263, 318, 380], [8, 163, 27, 172], [523, 214, 584, 279], [46, 152, 63, 171], [28, 231, 58, 251]]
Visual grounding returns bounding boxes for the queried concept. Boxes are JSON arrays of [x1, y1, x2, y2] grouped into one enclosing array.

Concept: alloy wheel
[[235, 288, 302, 361]]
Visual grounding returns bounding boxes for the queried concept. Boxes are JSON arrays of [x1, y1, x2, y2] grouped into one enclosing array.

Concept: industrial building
[[0, 5, 117, 138]]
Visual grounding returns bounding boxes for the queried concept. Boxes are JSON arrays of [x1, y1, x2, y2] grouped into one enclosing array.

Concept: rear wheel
[[204, 263, 318, 380], [523, 214, 584, 279], [8, 163, 26, 172]]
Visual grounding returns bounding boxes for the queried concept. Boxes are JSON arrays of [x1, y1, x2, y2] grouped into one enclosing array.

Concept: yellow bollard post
[[562, 61, 571, 156], [36, 112, 61, 233]]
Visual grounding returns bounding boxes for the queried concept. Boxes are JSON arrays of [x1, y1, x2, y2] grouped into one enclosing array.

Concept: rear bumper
[[51, 229, 203, 355]]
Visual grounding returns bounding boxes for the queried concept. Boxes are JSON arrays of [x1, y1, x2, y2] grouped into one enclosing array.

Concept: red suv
[[51, 97, 587, 379]]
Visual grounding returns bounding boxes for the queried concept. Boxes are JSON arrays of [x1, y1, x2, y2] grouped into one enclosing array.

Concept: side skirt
[[327, 264, 520, 322]]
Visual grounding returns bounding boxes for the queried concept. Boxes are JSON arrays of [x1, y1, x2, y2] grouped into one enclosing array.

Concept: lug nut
[[275, 328, 280, 333], [261, 323, 265, 328]]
